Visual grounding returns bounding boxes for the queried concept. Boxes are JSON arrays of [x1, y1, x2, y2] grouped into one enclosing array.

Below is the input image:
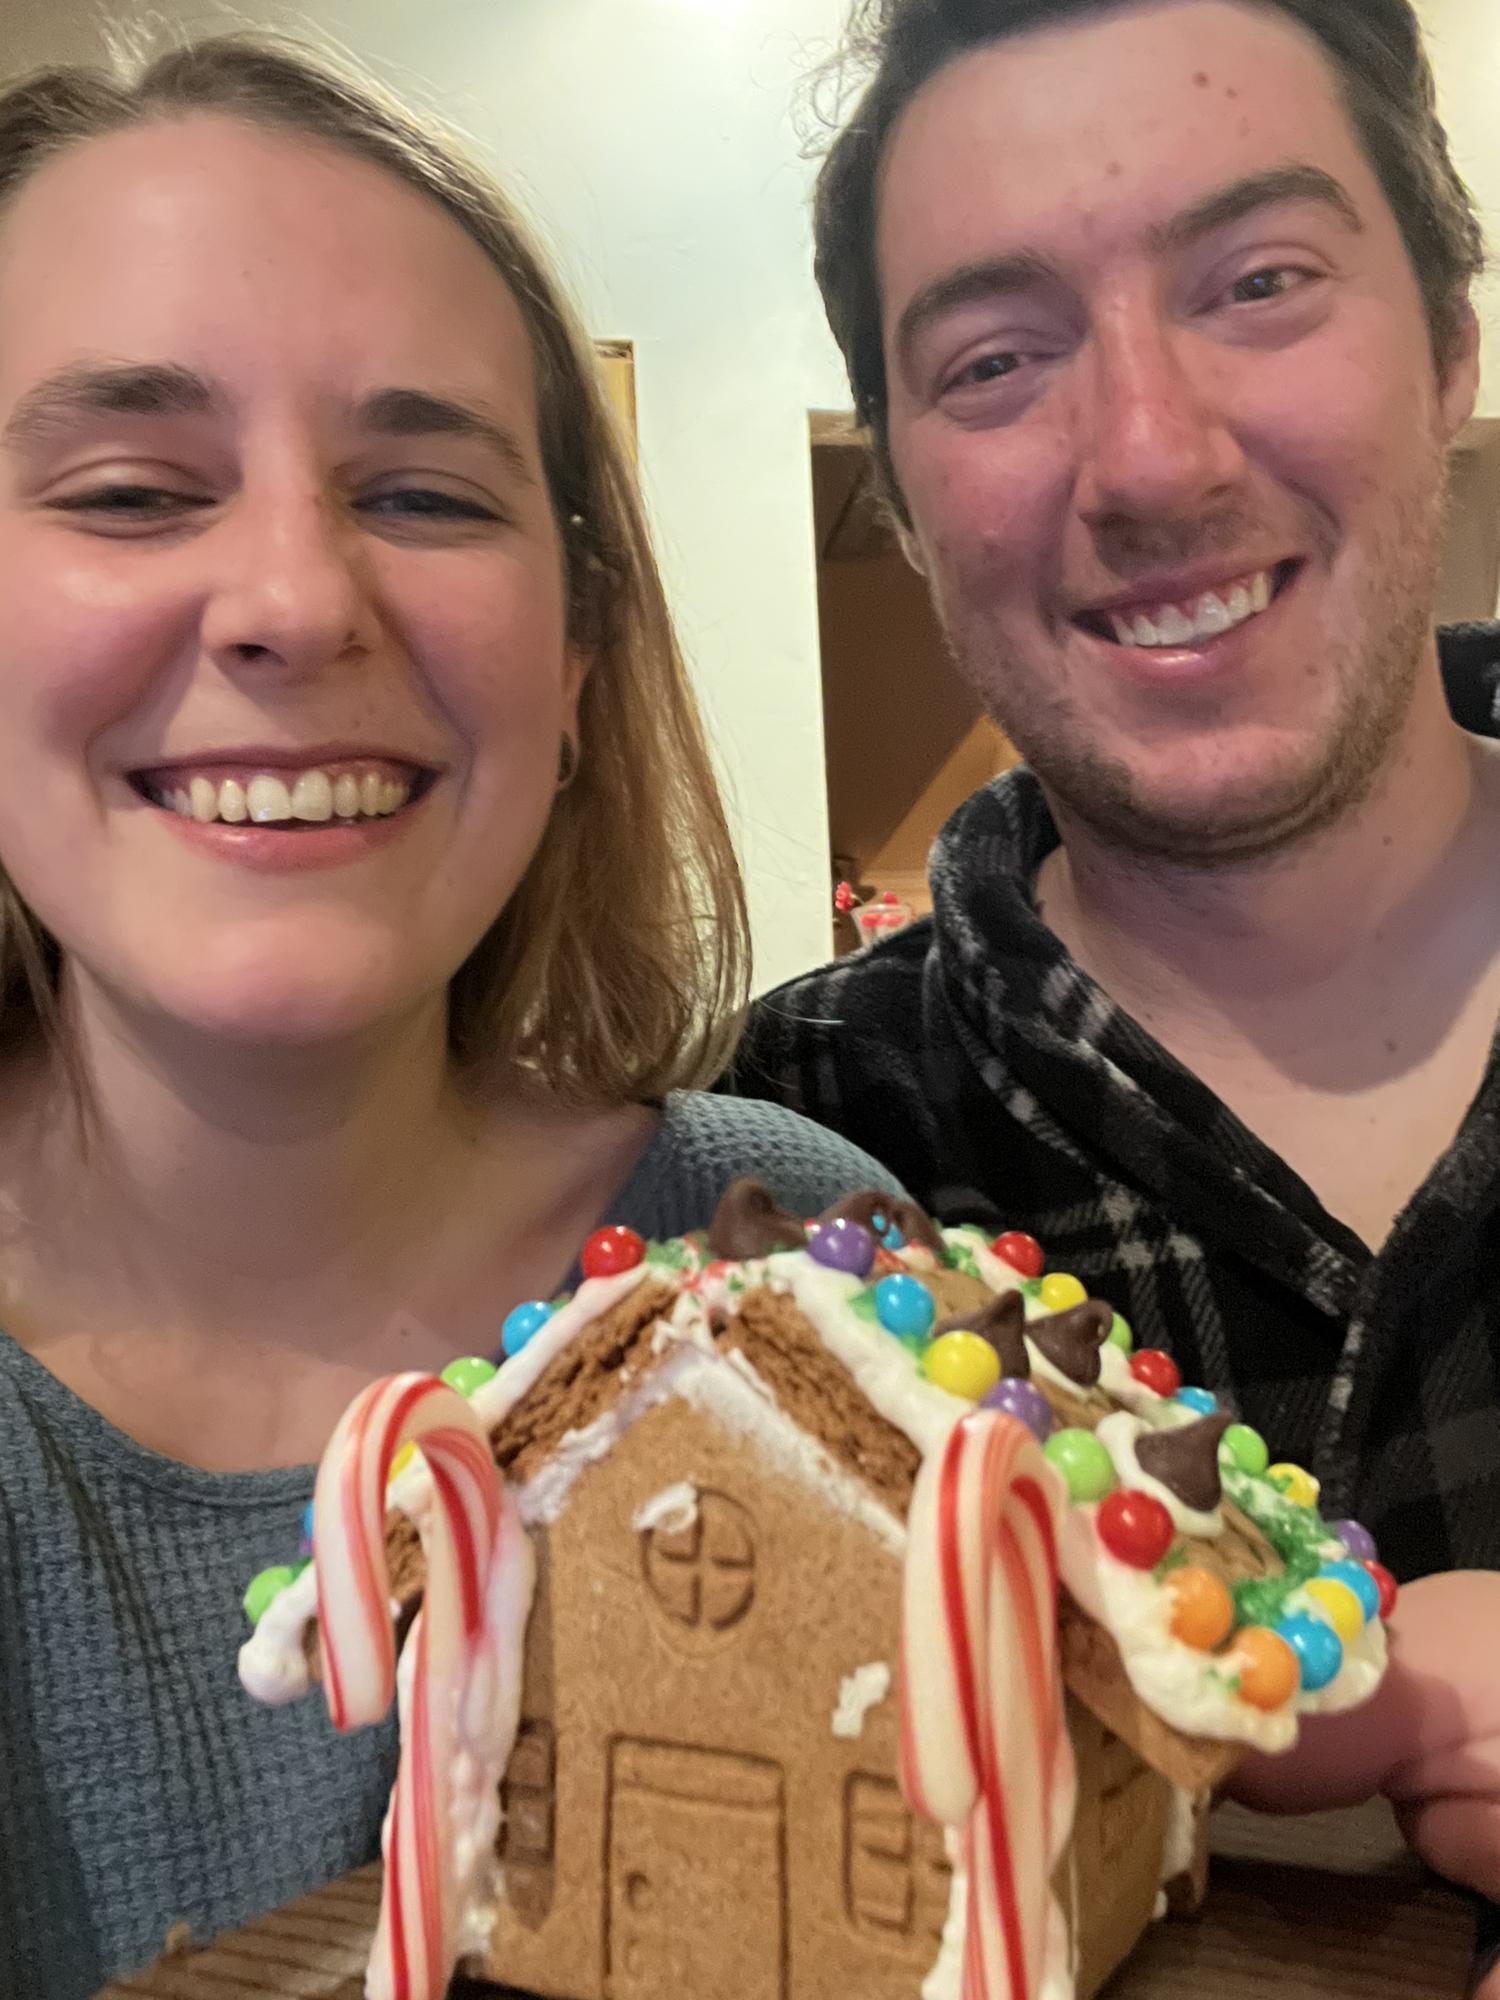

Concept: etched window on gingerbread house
[[497, 1719, 555, 1929], [639, 1488, 757, 1650], [844, 1773, 952, 1948]]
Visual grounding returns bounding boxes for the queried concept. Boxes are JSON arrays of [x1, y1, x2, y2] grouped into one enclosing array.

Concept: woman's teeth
[[157, 769, 412, 826], [1105, 567, 1274, 649]]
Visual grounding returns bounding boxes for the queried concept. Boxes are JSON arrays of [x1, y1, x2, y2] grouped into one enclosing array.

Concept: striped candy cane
[[314, 1373, 532, 2000], [900, 1411, 1075, 2000]]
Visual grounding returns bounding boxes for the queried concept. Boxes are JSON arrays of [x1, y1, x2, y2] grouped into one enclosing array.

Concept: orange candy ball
[[1231, 1626, 1301, 1711], [1167, 1566, 1235, 1651]]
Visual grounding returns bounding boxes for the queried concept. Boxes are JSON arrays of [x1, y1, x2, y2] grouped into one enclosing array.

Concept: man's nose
[[1071, 307, 1245, 533], [199, 482, 376, 678]]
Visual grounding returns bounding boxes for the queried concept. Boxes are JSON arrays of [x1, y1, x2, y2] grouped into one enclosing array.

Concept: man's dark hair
[[814, 0, 1487, 504]]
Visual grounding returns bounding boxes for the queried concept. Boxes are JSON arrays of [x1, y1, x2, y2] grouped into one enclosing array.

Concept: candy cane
[[900, 1411, 1075, 2000], [314, 1372, 532, 2000]]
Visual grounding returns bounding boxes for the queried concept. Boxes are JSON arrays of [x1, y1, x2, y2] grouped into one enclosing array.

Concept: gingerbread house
[[240, 1182, 1394, 2000]]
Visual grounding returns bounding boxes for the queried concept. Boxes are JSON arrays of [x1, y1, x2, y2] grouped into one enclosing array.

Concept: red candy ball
[[1366, 1560, 1399, 1621], [1096, 1488, 1175, 1568], [1129, 1348, 1182, 1398], [993, 1230, 1044, 1279], [581, 1226, 646, 1279]]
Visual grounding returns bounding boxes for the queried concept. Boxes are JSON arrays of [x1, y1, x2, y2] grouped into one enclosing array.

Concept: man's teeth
[[163, 769, 412, 825], [1106, 568, 1274, 649]]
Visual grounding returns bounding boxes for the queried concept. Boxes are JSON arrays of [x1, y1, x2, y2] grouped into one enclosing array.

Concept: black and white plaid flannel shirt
[[731, 750, 1500, 1584]]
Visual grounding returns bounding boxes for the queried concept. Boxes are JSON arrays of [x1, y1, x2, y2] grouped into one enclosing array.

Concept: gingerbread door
[[605, 1741, 785, 2000]]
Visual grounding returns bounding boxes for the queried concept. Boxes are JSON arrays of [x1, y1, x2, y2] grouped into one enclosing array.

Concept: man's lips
[[1073, 560, 1302, 649]]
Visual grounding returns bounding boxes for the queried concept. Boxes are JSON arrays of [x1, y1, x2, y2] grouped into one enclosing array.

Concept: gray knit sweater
[[0, 1093, 902, 2000]]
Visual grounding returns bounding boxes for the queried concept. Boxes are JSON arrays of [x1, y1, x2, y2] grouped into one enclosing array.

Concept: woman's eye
[[48, 485, 205, 518], [363, 488, 499, 522]]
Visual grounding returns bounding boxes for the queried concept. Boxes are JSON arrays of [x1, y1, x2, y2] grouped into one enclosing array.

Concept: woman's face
[[0, 114, 586, 1053]]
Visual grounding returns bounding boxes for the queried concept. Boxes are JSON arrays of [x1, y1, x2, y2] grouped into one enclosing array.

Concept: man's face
[[876, 0, 1480, 862]]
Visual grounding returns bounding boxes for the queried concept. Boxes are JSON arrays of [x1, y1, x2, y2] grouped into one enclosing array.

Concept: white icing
[[632, 1481, 700, 1536], [830, 1661, 891, 1739], [1094, 1409, 1225, 1539], [922, 1839, 967, 2000], [1152, 1890, 1168, 1921], [1097, 1340, 1169, 1417], [672, 1349, 908, 1557], [238, 1562, 319, 1704], [1160, 1784, 1206, 1887]]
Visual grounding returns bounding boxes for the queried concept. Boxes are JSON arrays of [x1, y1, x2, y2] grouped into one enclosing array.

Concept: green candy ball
[[1106, 1312, 1134, 1355], [1043, 1427, 1118, 1503], [243, 1564, 297, 1626], [441, 1355, 499, 1398], [1219, 1422, 1270, 1477]]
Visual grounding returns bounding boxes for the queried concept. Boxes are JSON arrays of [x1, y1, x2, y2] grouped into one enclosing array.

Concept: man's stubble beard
[[937, 454, 1451, 870]]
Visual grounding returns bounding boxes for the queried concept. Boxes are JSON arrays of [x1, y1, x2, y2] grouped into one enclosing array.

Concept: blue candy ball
[[502, 1299, 554, 1356], [875, 1273, 936, 1339], [1176, 1386, 1219, 1415], [808, 1218, 877, 1278], [1276, 1611, 1344, 1691], [301, 1499, 316, 1541], [880, 1223, 907, 1251], [1317, 1560, 1381, 1623]]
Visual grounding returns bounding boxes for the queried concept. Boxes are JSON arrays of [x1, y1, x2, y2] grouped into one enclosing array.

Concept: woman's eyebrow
[[1, 365, 535, 485]]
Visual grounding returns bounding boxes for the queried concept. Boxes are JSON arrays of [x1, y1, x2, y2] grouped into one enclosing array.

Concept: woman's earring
[[556, 732, 580, 792]]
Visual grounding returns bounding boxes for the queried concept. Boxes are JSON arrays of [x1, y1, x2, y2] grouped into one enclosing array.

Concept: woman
[[0, 35, 897, 1996]]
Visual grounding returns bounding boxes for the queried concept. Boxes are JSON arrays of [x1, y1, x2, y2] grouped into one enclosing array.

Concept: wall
[[4, 0, 1499, 983]]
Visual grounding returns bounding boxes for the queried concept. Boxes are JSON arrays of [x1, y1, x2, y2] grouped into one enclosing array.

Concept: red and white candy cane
[[900, 1410, 1075, 2000], [314, 1372, 531, 2000]]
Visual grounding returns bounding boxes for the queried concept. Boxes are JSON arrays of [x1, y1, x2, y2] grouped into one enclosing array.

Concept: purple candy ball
[[981, 1376, 1054, 1443], [808, 1217, 877, 1278], [1333, 1518, 1378, 1564]]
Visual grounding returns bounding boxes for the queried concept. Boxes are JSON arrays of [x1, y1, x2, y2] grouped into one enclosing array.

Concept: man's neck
[[1036, 680, 1484, 1033]]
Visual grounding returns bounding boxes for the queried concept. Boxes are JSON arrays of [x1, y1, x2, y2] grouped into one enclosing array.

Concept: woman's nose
[[199, 482, 377, 678]]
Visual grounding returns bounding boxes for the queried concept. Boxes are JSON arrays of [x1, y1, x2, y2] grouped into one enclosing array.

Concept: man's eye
[[948, 351, 1025, 391], [1228, 266, 1307, 305], [364, 488, 499, 522]]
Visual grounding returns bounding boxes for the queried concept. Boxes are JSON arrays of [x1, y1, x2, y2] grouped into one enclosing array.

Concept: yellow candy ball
[[1302, 1577, 1364, 1644], [389, 1441, 419, 1482], [1038, 1272, 1087, 1312], [1267, 1462, 1320, 1508], [923, 1331, 1002, 1402]]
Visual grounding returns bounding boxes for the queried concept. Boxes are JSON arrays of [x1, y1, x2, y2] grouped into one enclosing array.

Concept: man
[[733, 0, 1500, 1583]]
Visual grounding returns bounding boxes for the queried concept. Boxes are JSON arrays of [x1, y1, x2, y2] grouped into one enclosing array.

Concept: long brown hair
[[0, 30, 750, 1103]]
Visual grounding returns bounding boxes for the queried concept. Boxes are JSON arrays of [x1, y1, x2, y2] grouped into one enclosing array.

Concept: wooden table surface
[[98, 1798, 1477, 2000]]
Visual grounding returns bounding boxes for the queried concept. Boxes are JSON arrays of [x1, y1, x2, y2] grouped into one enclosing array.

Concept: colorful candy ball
[[1332, 1518, 1378, 1565], [980, 1376, 1055, 1442], [581, 1225, 646, 1279], [243, 1564, 297, 1627], [1167, 1567, 1235, 1651], [1301, 1577, 1365, 1645], [389, 1441, 418, 1482], [1366, 1561, 1400, 1620], [1219, 1423, 1270, 1477], [441, 1355, 499, 1398], [1096, 1488, 1175, 1568], [1276, 1610, 1344, 1690], [1043, 1427, 1118, 1503], [1038, 1271, 1088, 1312], [501, 1300, 554, 1357], [880, 1222, 907, 1251], [301, 1499, 316, 1541], [1129, 1348, 1182, 1398], [1176, 1386, 1218, 1416], [1316, 1560, 1381, 1625], [923, 1330, 1002, 1402], [1232, 1626, 1301, 1710], [875, 1273, 936, 1340], [992, 1230, 1044, 1279], [808, 1217, 877, 1278], [1267, 1462, 1320, 1509], [1106, 1312, 1134, 1355]]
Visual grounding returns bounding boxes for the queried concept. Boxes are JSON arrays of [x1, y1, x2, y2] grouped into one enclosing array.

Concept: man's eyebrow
[[894, 250, 1061, 370], [1, 361, 224, 449], [1148, 163, 1365, 254], [355, 387, 535, 485]]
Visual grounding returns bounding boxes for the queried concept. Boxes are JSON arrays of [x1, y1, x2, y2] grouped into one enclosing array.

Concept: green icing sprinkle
[[1152, 1544, 1190, 1582], [944, 1238, 983, 1281], [646, 1236, 695, 1271], [1222, 1464, 1340, 1630], [1021, 1277, 1043, 1299], [1232, 1574, 1303, 1628], [849, 1285, 880, 1324]]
